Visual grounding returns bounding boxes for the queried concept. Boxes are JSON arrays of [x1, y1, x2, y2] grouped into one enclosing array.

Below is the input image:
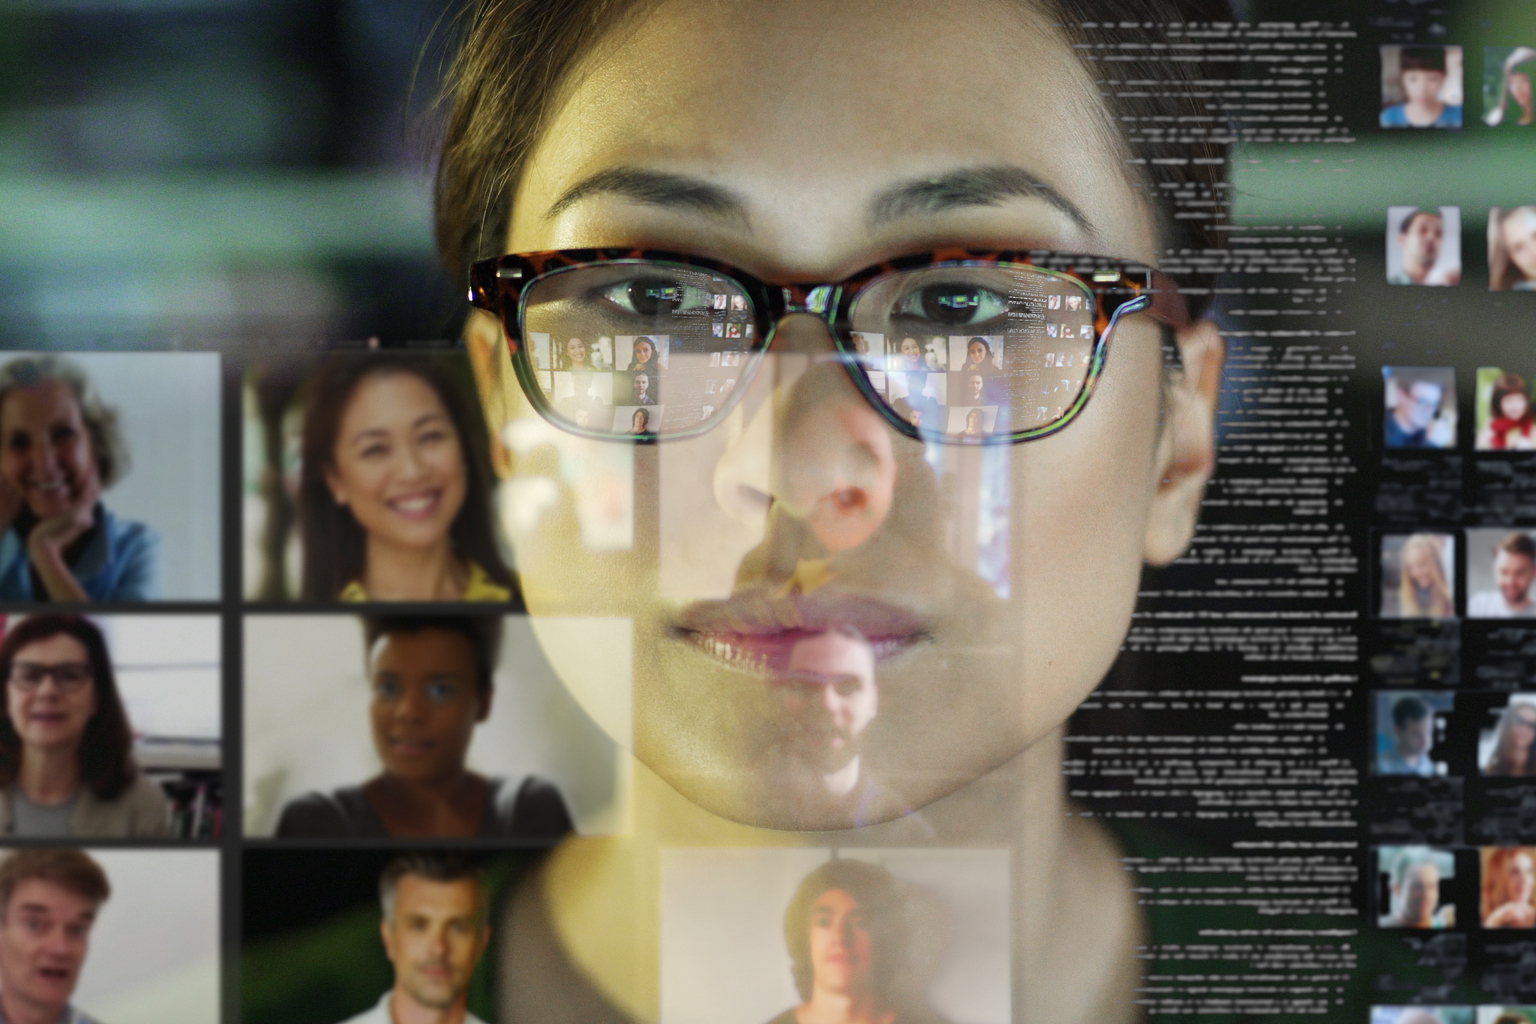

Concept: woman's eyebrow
[[544, 167, 750, 227], [866, 165, 1095, 236]]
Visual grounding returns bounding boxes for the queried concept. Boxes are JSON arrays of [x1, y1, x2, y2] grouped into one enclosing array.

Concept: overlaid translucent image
[[1488, 207, 1536, 292], [0, 353, 220, 602], [241, 351, 515, 602], [242, 614, 623, 838], [1379, 533, 1456, 619], [1374, 691, 1452, 777], [1483, 46, 1536, 126], [1373, 1009, 1473, 1024], [1476, 368, 1536, 449], [1479, 694, 1536, 776], [660, 848, 1009, 1024], [1481, 847, 1536, 928], [1376, 845, 1456, 928], [0, 613, 220, 838], [1478, 1008, 1536, 1024], [1386, 208, 1462, 287], [1466, 529, 1536, 619], [1380, 45, 1464, 127], [1384, 366, 1457, 449]]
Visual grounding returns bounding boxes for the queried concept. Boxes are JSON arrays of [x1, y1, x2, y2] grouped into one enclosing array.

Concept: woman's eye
[[595, 279, 714, 318], [4, 433, 27, 452], [359, 442, 389, 459], [890, 282, 1010, 327], [374, 680, 401, 700], [50, 425, 76, 444], [426, 682, 458, 702]]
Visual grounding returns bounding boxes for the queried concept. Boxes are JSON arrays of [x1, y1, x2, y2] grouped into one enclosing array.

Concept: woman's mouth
[[385, 491, 442, 520], [388, 736, 434, 757], [670, 591, 928, 676]]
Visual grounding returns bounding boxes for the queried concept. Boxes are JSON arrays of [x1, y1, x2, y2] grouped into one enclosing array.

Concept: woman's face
[[634, 340, 655, 366], [968, 340, 986, 366], [1508, 853, 1536, 904], [368, 629, 487, 783], [324, 372, 468, 555], [567, 337, 588, 366], [807, 888, 873, 997], [1510, 71, 1533, 111], [6, 634, 97, 753], [0, 380, 102, 521], [1510, 709, 1536, 752], [1501, 390, 1531, 423], [1504, 208, 1536, 281], [1403, 542, 1437, 588], [490, 0, 1214, 826], [632, 410, 647, 433], [900, 337, 920, 360]]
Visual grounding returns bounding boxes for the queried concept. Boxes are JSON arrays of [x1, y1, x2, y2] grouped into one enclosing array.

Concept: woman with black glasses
[[0, 615, 168, 837], [444, 0, 1226, 1019]]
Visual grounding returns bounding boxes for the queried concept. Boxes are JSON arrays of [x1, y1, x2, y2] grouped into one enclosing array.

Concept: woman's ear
[[323, 465, 349, 508], [476, 682, 494, 724], [1143, 319, 1224, 566]]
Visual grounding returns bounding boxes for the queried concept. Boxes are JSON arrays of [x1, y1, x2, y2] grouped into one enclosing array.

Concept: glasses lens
[[520, 262, 757, 436], [847, 263, 1100, 438]]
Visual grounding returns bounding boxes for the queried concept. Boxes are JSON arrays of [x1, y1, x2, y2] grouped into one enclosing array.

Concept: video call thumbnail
[[1386, 207, 1462, 287], [1478, 694, 1536, 777], [242, 848, 520, 1024], [0, 612, 220, 839], [1379, 533, 1456, 619], [1465, 528, 1536, 618], [242, 613, 624, 839], [1373, 690, 1452, 777], [0, 352, 220, 602], [1380, 45, 1465, 128], [242, 352, 515, 603], [1383, 366, 1457, 449], [1376, 844, 1456, 929], [660, 847, 1009, 1024], [0, 848, 220, 1024]]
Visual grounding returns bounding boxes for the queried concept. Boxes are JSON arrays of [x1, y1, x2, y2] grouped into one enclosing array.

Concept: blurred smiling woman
[[299, 354, 516, 603]]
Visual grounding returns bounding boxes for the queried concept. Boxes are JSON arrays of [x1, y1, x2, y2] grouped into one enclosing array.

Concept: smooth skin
[[6, 634, 98, 809], [0, 381, 104, 603], [798, 889, 891, 1024], [324, 372, 472, 601], [0, 879, 96, 1024], [461, 1, 1222, 1020], [363, 629, 493, 838], [380, 875, 490, 1024], [1486, 851, 1536, 928]]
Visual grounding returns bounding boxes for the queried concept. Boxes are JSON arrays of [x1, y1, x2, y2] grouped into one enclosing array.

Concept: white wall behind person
[[241, 614, 621, 835], [69, 849, 219, 1024], [660, 847, 1009, 1024], [39, 353, 221, 600]]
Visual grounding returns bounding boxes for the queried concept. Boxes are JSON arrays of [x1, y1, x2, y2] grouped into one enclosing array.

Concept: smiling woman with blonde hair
[[1394, 533, 1453, 618]]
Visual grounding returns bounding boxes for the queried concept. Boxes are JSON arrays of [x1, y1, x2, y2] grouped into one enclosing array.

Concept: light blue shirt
[[0, 504, 160, 601], [1380, 102, 1463, 128]]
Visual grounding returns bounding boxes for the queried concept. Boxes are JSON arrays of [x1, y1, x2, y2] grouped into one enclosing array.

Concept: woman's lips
[[386, 490, 442, 520], [387, 737, 434, 757], [670, 592, 928, 676]]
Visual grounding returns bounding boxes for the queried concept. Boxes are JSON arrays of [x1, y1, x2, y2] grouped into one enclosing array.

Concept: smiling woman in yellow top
[[299, 354, 516, 603]]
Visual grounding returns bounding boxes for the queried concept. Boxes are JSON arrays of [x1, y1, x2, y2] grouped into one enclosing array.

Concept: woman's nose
[[713, 314, 896, 556]]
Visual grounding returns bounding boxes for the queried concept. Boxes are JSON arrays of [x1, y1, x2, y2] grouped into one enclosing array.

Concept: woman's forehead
[[512, 0, 1156, 270]]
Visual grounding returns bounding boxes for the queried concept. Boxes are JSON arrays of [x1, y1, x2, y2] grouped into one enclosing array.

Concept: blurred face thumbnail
[[0, 880, 95, 1016], [1496, 549, 1536, 606], [381, 875, 487, 1011], [0, 380, 102, 522], [369, 629, 486, 784]]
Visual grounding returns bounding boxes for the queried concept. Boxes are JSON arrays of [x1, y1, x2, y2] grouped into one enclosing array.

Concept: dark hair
[[1398, 208, 1441, 236], [1391, 695, 1430, 729], [1492, 372, 1531, 422], [0, 849, 110, 917], [1497, 531, 1536, 563], [298, 353, 515, 601], [967, 337, 990, 354], [632, 407, 650, 430], [433, 0, 1233, 319], [379, 851, 488, 924], [0, 615, 138, 801], [1400, 47, 1447, 75], [361, 614, 504, 699], [783, 859, 908, 1004]]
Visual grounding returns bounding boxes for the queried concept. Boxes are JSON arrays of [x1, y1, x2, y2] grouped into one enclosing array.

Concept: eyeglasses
[[468, 248, 1188, 444], [8, 662, 92, 692]]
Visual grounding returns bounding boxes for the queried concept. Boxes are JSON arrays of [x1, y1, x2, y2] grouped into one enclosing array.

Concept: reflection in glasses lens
[[516, 260, 1101, 442]]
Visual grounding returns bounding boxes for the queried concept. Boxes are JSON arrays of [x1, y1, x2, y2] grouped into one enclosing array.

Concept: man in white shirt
[[0, 849, 110, 1024], [1469, 532, 1536, 618], [337, 853, 490, 1024]]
